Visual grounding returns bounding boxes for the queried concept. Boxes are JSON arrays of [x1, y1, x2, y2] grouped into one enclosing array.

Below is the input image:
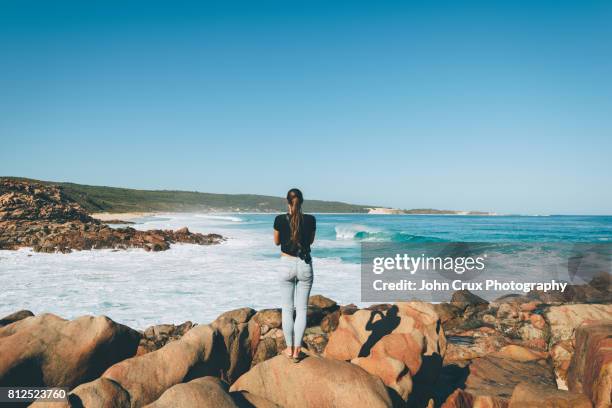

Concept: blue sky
[[1, 1, 611, 214]]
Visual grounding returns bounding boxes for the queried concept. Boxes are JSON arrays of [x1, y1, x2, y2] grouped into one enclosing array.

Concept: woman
[[273, 188, 316, 362]]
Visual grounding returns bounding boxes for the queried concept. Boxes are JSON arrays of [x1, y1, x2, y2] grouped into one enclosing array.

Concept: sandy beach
[[91, 212, 155, 222]]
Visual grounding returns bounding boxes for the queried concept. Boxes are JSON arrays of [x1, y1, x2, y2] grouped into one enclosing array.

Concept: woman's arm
[[310, 216, 316, 244], [274, 229, 281, 246]]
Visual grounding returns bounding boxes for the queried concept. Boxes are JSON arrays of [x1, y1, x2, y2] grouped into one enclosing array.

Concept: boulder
[[0, 313, 140, 389], [230, 355, 392, 408], [31, 377, 132, 408], [302, 326, 329, 355], [324, 302, 445, 402], [323, 309, 371, 360], [444, 327, 509, 366], [248, 309, 281, 338], [433, 303, 463, 324], [567, 322, 612, 408], [216, 308, 256, 324], [212, 307, 256, 383], [305, 305, 325, 327], [351, 330, 424, 400], [139, 321, 194, 354], [440, 389, 473, 408], [324, 302, 445, 361], [251, 327, 286, 367], [230, 391, 281, 408], [461, 354, 556, 406], [451, 290, 488, 308], [0, 310, 34, 327], [102, 324, 218, 407], [251, 337, 280, 367], [508, 382, 593, 408], [562, 273, 612, 304], [320, 310, 340, 332], [308, 295, 338, 311], [144, 376, 237, 408], [340, 304, 360, 315], [545, 304, 612, 343]]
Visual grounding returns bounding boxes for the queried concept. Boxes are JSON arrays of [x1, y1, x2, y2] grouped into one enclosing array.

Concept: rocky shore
[[0, 279, 610, 408], [1, 179, 610, 407], [0, 179, 223, 252]]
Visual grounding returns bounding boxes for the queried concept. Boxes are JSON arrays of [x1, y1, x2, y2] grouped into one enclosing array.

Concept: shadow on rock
[[359, 305, 401, 357]]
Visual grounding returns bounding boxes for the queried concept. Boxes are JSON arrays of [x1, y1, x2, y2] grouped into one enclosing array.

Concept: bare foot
[[283, 347, 294, 358], [292, 347, 301, 359]]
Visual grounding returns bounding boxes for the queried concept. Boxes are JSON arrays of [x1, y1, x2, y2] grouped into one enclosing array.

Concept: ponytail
[[286, 188, 304, 246]]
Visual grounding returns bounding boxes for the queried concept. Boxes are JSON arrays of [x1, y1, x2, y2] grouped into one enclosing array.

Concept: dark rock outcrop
[[0, 179, 223, 252], [0, 309, 34, 327], [138, 321, 195, 354]]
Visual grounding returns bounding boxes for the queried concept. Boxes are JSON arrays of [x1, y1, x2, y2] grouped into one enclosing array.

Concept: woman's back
[[274, 213, 316, 257]]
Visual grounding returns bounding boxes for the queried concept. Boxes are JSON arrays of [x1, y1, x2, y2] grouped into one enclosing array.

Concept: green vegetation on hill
[[2, 177, 373, 213]]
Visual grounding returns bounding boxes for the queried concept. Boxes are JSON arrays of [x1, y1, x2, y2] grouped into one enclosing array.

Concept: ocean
[[1, 213, 610, 328]]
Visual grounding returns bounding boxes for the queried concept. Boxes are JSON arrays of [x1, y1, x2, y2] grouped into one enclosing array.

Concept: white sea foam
[[194, 214, 243, 222], [335, 224, 379, 240], [0, 213, 360, 329]]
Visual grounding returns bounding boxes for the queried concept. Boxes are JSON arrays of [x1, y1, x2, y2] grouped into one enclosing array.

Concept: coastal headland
[[0, 179, 223, 252]]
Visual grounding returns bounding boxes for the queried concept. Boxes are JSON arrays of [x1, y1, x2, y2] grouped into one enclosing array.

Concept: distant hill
[[1, 177, 374, 213], [1, 177, 490, 215]]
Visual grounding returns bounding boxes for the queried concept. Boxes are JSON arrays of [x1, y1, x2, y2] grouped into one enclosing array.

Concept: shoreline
[[90, 210, 507, 217], [91, 212, 156, 222]]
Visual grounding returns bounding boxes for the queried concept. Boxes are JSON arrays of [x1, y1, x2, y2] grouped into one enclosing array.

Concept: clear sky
[[1, 1, 610, 215]]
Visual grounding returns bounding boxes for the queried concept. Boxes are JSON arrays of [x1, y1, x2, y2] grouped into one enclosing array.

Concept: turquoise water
[[222, 214, 612, 263]]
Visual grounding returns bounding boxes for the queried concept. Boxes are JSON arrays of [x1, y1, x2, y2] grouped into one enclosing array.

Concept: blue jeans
[[279, 255, 313, 348]]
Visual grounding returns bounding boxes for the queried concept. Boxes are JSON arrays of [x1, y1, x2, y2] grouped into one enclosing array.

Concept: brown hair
[[286, 188, 304, 246]]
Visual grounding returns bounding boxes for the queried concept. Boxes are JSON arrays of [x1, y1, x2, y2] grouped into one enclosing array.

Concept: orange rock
[[461, 354, 556, 406], [0, 313, 140, 389], [323, 302, 445, 402], [519, 301, 540, 312], [567, 322, 612, 408], [508, 382, 593, 408], [352, 332, 424, 400], [491, 345, 547, 362], [102, 325, 218, 407], [440, 389, 473, 407], [230, 355, 393, 408], [144, 376, 238, 408], [529, 314, 546, 330], [545, 304, 612, 343], [31, 377, 131, 408]]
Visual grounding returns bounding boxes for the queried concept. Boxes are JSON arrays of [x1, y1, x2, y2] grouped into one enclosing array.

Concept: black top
[[274, 213, 316, 256]]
